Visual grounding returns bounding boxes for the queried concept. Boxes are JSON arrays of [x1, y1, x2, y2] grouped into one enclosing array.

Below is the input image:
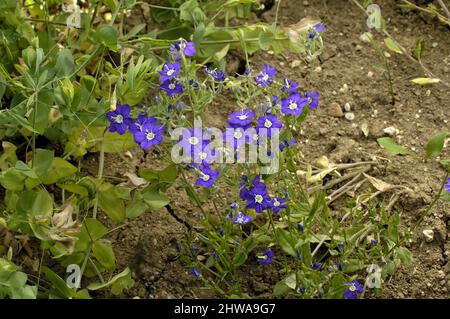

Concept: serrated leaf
[[377, 137, 410, 156]]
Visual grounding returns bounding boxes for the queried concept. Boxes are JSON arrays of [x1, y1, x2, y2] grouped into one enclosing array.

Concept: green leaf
[[232, 249, 248, 267], [31, 189, 53, 217], [15, 161, 38, 179], [258, 31, 273, 50], [384, 38, 402, 54], [396, 247, 413, 265], [425, 131, 448, 159], [42, 267, 79, 298], [56, 49, 75, 77], [343, 259, 366, 273], [92, 240, 116, 271], [98, 186, 126, 223], [94, 25, 118, 51], [440, 191, 450, 202], [411, 77, 440, 85], [33, 148, 54, 177], [125, 200, 148, 219], [273, 280, 290, 297], [179, 0, 198, 22], [95, 131, 135, 153], [413, 38, 425, 60], [141, 187, 170, 210], [0, 168, 26, 191], [87, 267, 134, 295], [40, 157, 77, 184], [139, 163, 177, 191], [274, 228, 297, 257], [58, 183, 89, 197], [377, 137, 410, 156], [79, 218, 109, 243]]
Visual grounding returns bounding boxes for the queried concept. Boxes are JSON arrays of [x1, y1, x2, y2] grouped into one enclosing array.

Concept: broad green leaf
[[33, 148, 54, 177], [125, 200, 148, 219], [141, 187, 170, 210], [41, 157, 77, 184], [396, 247, 413, 265], [384, 38, 402, 54], [58, 183, 89, 197], [139, 163, 177, 191], [92, 240, 116, 271], [93, 25, 118, 51], [56, 49, 75, 77], [179, 0, 198, 22], [94, 131, 135, 153], [98, 186, 126, 222], [275, 228, 297, 257], [259, 31, 273, 50], [425, 131, 448, 159], [31, 189, 53, 217], [79, 218, 109, 243], [15, 161, 38, 179], [0, 168, 26, 191], [411, 77, 440, 85], [377, 137, 410, 156]]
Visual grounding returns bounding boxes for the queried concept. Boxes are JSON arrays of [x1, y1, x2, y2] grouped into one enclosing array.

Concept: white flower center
[[234, 131, 243, 139], [262, 74, 269, 81], [188, 136, 199, 145], [146, 132, 155, 140], [199, 152, 207, 160], [349, 285, 356, 292], [201, 173, 210, 181], [255, 194, 263, 203], [264, 119, 272, 128], [169, 83, 176, 90], [289, 100, 298, 110], [114, 114, 123, 124], [273, 199, 280, 207], [237, 216, 244, 223], [167, 69, 175, 76], [238, 114, 248, 120]]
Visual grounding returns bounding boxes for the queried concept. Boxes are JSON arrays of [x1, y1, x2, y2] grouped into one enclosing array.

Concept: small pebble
[[422, 229, 434, 242], [314, 66, 322, 72], [344, 102, 351, 112], [327, 102, 344, 118], [291, 60, 301, 68], [345, 112, 355, 121], [367, 71, 374, 77], [432, 42, 438, 48], [339, 83, 349, 93], [383, 126, 399, 136]]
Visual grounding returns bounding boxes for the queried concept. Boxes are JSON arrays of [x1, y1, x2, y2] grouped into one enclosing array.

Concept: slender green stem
[[412, 170, 449, 232], [92, 130, 105, 219], [275, 0, 282, 26]]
